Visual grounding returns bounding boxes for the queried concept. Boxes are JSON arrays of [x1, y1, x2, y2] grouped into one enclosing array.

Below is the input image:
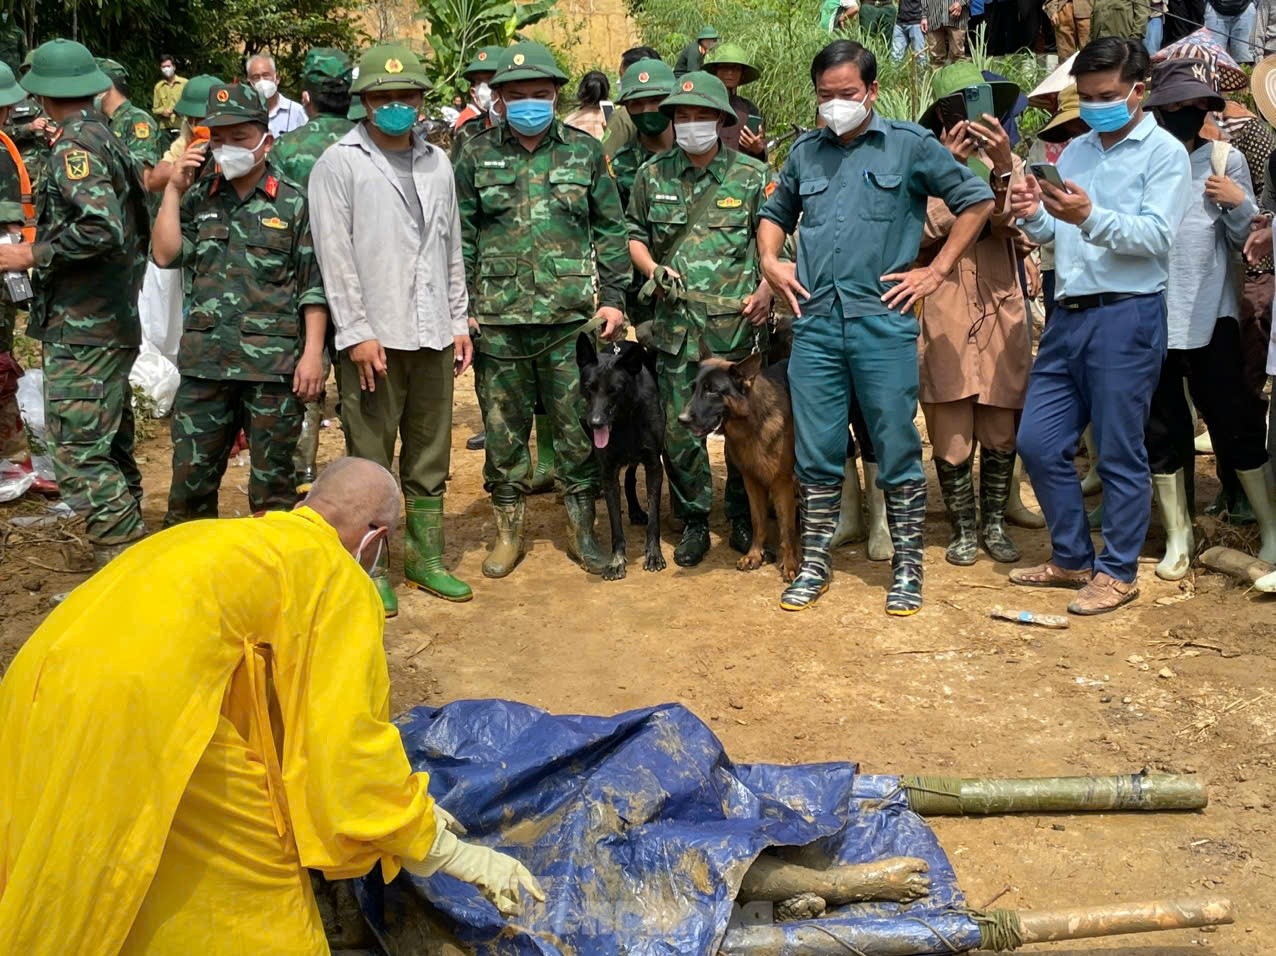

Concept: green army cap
[[203, 82, 268, 128], [302, 47, 353, 92], [95, 57, 128, 89], [0, 62, 24, 108], [490, 41, 568, 87], [21, 39, 111, 99], [618, 58, 675, 104], [463, 45, 504, 79], [660, 70, 737, 125], [696, 26, 721, 41], [350, 43, 430, 94], [175, 74, 225, 118], [703, 43, 759, 84]]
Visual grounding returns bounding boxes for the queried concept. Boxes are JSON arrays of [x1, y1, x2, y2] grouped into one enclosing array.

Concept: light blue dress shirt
[[1020, 113, 1192, 301]]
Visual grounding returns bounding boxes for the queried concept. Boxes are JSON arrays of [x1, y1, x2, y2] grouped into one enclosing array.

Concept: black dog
[[576, 335, 665, 580]]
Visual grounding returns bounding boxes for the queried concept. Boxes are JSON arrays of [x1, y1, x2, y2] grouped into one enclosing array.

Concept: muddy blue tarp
[[357, 700, 982, 955]]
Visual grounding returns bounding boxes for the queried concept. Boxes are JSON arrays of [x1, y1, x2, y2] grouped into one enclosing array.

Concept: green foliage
[[416, 0, 556, 96]]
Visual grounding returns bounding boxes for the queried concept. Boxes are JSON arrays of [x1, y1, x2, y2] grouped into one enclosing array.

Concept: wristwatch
[[992, 169, 1013, 189]]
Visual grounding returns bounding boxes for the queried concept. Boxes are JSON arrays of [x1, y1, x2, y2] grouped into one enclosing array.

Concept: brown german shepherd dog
[[679, 353, 798, 581]]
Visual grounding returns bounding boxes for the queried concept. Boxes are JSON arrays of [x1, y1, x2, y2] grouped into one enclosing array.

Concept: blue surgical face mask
[[505, 98, 555, 135], [1078, 85, 1136, 134], [372, 101, 418, 136]]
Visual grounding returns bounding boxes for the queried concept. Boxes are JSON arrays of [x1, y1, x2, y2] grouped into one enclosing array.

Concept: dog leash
[[472, 314, 608, 361]]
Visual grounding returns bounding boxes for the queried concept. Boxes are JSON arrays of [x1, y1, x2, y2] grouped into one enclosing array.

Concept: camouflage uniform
[[6, 97, 49, 194], [450, 112, 495, 161], [627, 138, 770, 525], [164, 154, 324, 523], [28, 109, 150, 545], [107, 99, 160, 217], [454, 117, 629, 498], [270, 113, 353, 185], [0, 110, 26, 458]]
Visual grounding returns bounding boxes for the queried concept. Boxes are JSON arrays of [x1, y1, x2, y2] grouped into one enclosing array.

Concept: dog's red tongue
[[593, 426, 611, 449]]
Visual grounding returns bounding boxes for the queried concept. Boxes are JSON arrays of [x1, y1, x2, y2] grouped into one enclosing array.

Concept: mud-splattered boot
[[780, 484, 841, 611], [935, 458, 977, 567], [482, 491, 525, 579], [979, 448, 1022, 564], [370, 547, 398, 618], [405, 496, 473, 601], [564, 491, 606, 574], [528, 414, 556, 494], [884, 478, 927, 616]]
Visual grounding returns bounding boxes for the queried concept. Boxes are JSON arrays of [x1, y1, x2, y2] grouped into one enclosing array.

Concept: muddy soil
[[2, 373, 1273, 955]]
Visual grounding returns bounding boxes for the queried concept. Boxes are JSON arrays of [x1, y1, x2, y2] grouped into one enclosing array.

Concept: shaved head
[[301, 458, 400, 552]]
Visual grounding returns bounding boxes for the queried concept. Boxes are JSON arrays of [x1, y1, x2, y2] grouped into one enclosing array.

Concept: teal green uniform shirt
[[759, 112, 993, 318]]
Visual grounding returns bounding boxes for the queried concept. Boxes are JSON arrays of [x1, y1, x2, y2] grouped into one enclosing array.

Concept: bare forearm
[[151, 186, 184, 266], [758, 218, 786, 265], [629, 239, 658, 279], [302, 305, 328, 356]]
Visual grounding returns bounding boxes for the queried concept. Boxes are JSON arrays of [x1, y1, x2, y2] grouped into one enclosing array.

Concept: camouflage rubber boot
[[405, 497, 473, 602], [884, 478, 927, 616], [978, 448, 1022, 564], [371, 547, 398, 618], [674, 516, 711, 567], [934, 458, 977, 567], [528, 414, 556, 494], [293, 400, 322, 493], [780, 484, 840, 611], [564, 491, 607, 574], [483, 491, 525, 579]]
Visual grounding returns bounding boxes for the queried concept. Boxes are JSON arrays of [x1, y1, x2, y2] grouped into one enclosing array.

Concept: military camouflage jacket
[[108, 99, 161, 170], [6, 97, 48, 191], [172, 166, 325, 382], [29, 110, 150, 347], [0, 130, 27, 226], [450, 112, 495, 161], [610, 139, 658, 213], [269, 113, 354, 188], [627, 144, 769, 356], [454, 119, 629, 326]]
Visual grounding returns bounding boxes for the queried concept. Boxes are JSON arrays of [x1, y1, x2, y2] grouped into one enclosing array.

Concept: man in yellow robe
[[0, 457, 543, 954]]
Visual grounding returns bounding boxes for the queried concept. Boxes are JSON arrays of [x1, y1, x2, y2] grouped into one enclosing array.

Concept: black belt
[[1056, 292, 1149, 312]]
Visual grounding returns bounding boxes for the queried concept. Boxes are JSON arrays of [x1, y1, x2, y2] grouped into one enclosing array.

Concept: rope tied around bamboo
[[899, 772, 1208, 816]]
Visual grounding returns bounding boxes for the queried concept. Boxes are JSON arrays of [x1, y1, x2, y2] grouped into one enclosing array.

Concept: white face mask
[[161, 65, 175, 79], [252, 78, 279, 102], [674, 120, 719, 155], [213, 134, 266, 180], [819, 94, 870, 136], [353, 527, 386, 575], [473, 82, 493, 111]]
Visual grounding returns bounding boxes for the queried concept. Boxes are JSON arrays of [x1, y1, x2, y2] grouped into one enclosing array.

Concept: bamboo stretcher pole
[[901, 772, 1207, 815], [1009, 895, 1234, 945]]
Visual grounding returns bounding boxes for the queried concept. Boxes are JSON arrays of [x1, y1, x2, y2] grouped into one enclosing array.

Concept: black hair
[[810, 39, 876, 88], [112, 76, 130, 97], [578, 71, 609, 107], [1072, 37, 1149, 84], [306, 84, 352, 116], [621, 46, 662, 73], [159, 54, 175, 65]]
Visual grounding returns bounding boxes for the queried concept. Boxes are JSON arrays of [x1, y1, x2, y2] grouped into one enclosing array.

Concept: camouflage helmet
[[21, 39, 111, 99], [618, 58, 675, 105], [175, 74, 225, 118], [0, 62, 24, 108], [463, 45, 504, 79], [301, 47, 354, 93], [350, 43, 430, 94], [703, 43, 759, 85], [659, 71, 737, 126], [489, 41, 568, 87], [95, 57, 129, 90]]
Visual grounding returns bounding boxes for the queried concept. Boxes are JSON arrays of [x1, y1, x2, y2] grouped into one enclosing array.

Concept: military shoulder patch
[[63, 149, 91, 181], [260, 216, 289, 229], [134, 122, 151, 140], [716, 197, 743, 208]]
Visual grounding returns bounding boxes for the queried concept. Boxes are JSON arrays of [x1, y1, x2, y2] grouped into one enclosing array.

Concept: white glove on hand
[[402, 827, 546, 917], [433, 802, 467, 836]]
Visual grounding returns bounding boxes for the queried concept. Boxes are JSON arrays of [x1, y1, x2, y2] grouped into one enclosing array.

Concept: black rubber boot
[[674, 517, 711, 567]]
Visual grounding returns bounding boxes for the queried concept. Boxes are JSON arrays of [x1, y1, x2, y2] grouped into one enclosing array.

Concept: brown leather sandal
[[1068, 572, 1139, 615], [1008, 562, 1092, 589]]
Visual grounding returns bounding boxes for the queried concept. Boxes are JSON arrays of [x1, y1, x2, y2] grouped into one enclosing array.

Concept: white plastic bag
[[16, 368, 44, 440], [138, 262, 183, 364], [0, 458, 34, 502], [129, 341, 181, 417]]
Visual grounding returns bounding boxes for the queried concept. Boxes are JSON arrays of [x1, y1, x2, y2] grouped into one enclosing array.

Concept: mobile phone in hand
[[1029, 163, 1065, 189], [963, 84, 995, 124], [745, 114, 763, 135]]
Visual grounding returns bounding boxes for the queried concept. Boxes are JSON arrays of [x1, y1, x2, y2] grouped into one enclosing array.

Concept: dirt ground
[[2, 372, 1274, 955]]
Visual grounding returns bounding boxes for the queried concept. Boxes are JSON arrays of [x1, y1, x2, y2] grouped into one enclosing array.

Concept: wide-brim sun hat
[[703, 43, 759, 85], [1144, 57, 1226, 113], [20, 38, 111, 99], [1155, 28, 1248, 94], [919, 60, 1020, 134]]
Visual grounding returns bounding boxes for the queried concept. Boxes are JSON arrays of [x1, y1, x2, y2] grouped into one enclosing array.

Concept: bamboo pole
[[1010, 895, 1234, 944], [902, 772, 1206, 816]]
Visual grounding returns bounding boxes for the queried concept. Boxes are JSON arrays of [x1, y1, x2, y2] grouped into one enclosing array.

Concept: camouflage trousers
[[165, 376, 302, 525], [0, 302, 21, 459], [43, 343, 145, 545], [656, 340, 749, 521], [475, 323, 599, 497]]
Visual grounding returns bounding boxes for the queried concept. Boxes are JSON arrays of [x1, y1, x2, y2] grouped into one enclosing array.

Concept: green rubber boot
[[405, 497, 473, 602], [528, 414, 556, 494], [564, 491, 607, 574], [483, 491, 526, 578], [371, 548, 398, 618]]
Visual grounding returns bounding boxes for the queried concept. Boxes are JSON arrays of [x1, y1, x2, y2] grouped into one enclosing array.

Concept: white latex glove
[[402, 828, 546, 917], [434, 802, 467, 836]]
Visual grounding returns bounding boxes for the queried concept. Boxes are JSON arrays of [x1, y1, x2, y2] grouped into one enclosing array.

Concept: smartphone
[[601, 100, 615, 122], [1029, 163, 1065, 189], [963, 83, 996, 124], [745, 114, 763, 135]]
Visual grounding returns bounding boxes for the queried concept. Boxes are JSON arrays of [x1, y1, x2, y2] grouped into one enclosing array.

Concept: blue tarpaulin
[[358, 700, 982, 955]]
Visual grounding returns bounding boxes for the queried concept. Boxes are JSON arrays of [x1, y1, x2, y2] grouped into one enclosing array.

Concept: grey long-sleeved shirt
[[308, 124, 469, 352]]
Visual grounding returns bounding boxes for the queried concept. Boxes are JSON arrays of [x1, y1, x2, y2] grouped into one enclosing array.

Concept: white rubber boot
[[1005, 455, 1046, 529], [1152, 470, 1193, 581], [1079, 424, 1102, 496], [863, 462, 893, 561], [830, 458, 867, 547], [1236, 465, 1276, 564], [1194, 430, 1214, 455]]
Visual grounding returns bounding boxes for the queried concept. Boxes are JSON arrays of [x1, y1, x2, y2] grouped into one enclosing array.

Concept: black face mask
[[1157, 105, 1207, 144]]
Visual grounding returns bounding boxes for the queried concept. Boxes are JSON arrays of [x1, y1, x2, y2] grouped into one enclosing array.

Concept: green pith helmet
[[95, 57, 128, 90], [696, 26, 721, 42], [659, 70, 737, 125], [20, 39, 111, 99], [350, 43, 430, 94], [301, 47, 353, 93], [0, 62, 24, 108], [703, 43, 759, 85], [618, 58, 675, 104], [204, 82, 268, 128], [463, 45, 504, 79], [489, 41, 568, 87], [347, 99, 367, 121], [919, 60, 1019, 134], [175, 74, 225, 118]]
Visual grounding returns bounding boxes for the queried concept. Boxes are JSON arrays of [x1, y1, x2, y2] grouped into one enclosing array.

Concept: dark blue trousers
[[1017, 294, 1167, 582]]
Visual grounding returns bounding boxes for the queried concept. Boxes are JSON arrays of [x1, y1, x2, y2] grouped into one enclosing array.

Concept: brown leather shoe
[[1009, 561, 1092, 589], [1068, 572, 1139, 615]]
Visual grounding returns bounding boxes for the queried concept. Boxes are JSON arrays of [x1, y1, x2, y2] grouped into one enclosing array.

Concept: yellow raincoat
[[0, 508, 439, 955]]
